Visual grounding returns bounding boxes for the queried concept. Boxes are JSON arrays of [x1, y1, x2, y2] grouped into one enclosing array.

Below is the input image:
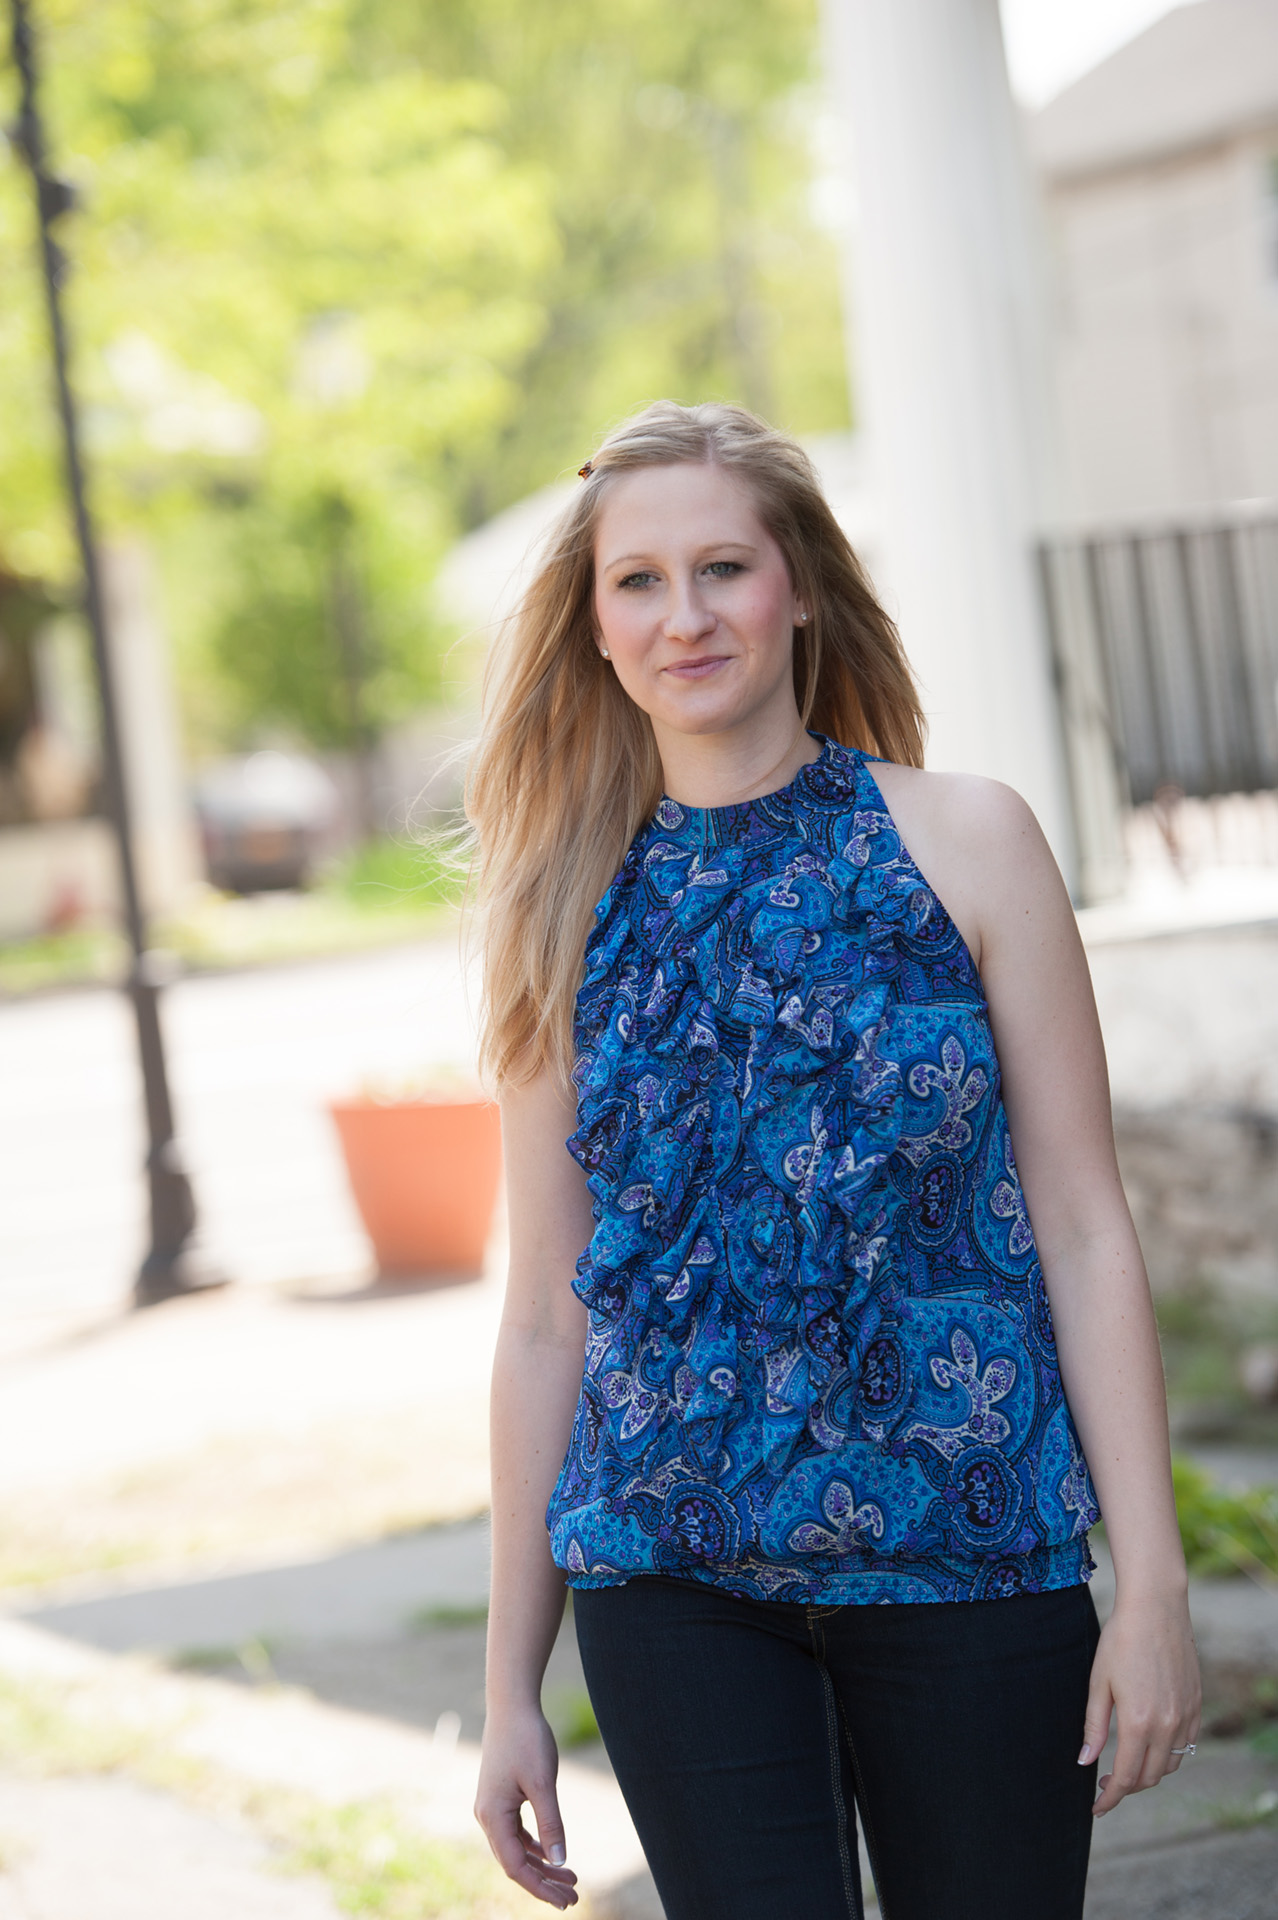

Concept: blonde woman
[[470, 402, 1199, 1919]]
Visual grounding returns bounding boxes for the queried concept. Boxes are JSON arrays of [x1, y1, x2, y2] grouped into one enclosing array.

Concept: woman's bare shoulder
[[866, 762, 1059, 967], [869, 760, 1034, 839]]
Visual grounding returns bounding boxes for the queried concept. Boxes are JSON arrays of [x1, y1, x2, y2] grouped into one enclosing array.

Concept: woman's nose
[[663, 581, 717, 643]]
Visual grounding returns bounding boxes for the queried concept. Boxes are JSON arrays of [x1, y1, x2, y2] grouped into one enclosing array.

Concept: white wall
[[1047, 131, 1278, 521]]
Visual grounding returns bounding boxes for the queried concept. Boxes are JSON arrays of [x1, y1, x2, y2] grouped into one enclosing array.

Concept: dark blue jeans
[[573, 1576, 1100, 1920]]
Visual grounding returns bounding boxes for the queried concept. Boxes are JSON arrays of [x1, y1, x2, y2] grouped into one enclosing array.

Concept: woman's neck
[[654, 717, 821, 810]]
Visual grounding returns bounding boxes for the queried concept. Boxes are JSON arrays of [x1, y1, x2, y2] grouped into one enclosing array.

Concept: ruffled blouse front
[[547, 737, 1098, 1604]]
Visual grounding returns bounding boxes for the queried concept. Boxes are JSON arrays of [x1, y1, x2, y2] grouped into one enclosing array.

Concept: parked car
[[194, 750, 337, 893]]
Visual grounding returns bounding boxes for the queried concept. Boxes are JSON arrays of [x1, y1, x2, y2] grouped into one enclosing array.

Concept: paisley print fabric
[[547, 736, 1099, 1604]]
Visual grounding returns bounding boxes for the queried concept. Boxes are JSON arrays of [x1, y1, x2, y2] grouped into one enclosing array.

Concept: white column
[[100, 538, 202, 918], [822, 0, 1075, 876]]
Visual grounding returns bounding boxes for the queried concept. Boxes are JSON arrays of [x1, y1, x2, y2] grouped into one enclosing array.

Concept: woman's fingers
[[517, 1812, 578, 1892], [476, 1709, 578, 1906], [479, 1804, 578, 1907], [477, 1797, 575, 1904], [1093, 1705, 1200, 1813], [1083, 1598, 1202, 1815], [1093, 1728, 1149, 1815], [1077, 1680, 1112, 1772], [476, 1795, 578, 1908], [527, 1784, 570, 1873]]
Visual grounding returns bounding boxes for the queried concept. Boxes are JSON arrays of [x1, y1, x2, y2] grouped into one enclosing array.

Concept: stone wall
[[1115, 1104, 1278, 1297]]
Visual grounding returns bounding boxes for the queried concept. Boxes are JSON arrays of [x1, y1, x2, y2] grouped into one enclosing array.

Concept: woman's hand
[[480, 1072, 592, 1906], [1079, 1591, 1202, 1816], [475, 1704, 578, 1908]]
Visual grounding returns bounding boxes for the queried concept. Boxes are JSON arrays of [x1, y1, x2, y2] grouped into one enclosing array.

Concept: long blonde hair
[[465, 400, 925, 1091]]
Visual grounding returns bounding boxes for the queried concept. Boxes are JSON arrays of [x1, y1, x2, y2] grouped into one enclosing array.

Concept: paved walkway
[[0, 1773, 342, 1920], [1, 921, 1276, 1913], [0, 1609, 649, 1917], [0, 937, 479, 1338], [6, 1497, 1278, 1917], [2, 918, 1275, 1345]]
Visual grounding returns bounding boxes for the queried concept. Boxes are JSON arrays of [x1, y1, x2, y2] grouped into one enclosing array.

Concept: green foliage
[[1172, 1456, 1278, 1581], [1156, 1284, 1278, 1443], [333, 832, 464, 913], [546, 1685, 601, 1750], [289, 1800, 524, 1918], [400, 0, 849, 522], [0, 1668, 156, 1776], [170, 1637, 278, 1680], [1204, 1788, 1278, 1830], [0, 843, 459, 997], [0, 0, 845, 752], [408, 1602, 489, 1631], [0, 923, 126, 995], [0, 1667, 522, 1920]]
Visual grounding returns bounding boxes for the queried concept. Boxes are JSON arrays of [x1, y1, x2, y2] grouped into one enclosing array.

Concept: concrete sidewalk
[[3, 1578, 1278, 1918], [0, 1608, 651, 1918], [2, 920, 1276, 1915], [6, 1502, 1278, 1918], [0, 1773, 343, 1920]]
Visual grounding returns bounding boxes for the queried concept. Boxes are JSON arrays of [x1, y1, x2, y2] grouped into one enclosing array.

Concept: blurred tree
[[0, 0, 846, 755], [408, 0, 849, 523]]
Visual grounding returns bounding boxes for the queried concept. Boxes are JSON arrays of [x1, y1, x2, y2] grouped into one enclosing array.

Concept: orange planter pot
[[328, 1096, 502, 1280]]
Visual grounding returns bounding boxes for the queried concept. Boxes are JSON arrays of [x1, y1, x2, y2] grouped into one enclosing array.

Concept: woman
[[469, 401, 1199, 1919]]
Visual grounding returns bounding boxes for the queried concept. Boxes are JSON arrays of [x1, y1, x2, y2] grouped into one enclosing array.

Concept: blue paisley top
[[547, 736, 1099, 1604]]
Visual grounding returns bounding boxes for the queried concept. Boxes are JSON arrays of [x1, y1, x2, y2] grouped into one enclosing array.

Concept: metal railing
[[1039, 511, 1278, 808]]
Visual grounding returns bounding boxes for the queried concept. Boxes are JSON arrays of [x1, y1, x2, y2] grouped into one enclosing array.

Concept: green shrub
[[545, 1686, 600, 1750], [330, 835, 464, 914], [1172, 1456, 1278, 1580], [289, 1802, 523, 1918]]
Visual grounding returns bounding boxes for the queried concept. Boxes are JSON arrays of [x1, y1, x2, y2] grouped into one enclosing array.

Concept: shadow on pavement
[[14, 1517, 1278, 1916], [17, 1517, 494, 1652], [12, 1514, 602, 1760]]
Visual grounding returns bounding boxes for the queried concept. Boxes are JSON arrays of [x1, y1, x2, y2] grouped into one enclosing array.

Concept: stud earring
[[600, 648, 610, 659]]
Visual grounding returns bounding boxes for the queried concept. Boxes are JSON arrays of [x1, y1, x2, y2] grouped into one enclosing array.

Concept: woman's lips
[[663, 655, 731, 680]]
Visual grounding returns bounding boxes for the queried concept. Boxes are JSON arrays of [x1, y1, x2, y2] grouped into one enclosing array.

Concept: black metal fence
[[1039, 512, 1278, 806]]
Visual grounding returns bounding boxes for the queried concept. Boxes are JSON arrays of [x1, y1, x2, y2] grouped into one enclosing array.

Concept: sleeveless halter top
[[547, 736, 1098, 1604]]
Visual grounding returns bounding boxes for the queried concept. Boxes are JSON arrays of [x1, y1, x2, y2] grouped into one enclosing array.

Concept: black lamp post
[[9, 0, 224, 1306]]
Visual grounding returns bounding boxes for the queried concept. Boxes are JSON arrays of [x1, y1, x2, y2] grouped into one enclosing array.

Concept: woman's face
[[592, 462, 807, 747]]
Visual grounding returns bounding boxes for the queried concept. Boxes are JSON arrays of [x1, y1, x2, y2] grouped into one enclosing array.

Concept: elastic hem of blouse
[[559, 1536, 1097, 1607]]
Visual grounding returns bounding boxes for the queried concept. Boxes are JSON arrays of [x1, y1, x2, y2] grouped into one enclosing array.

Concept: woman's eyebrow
[[601, 539, 759, 570]]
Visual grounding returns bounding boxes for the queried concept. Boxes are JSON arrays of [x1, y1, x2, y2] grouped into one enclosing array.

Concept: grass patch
[[0, 1666, 525, 1917], [1172, 1456, 1278, 1582], [0, 1538, 158, 1592], [546, 1686, 600, 1751], [290, 1800, 524, 1918], [1203, 1667, 1278, 1740], [408, 1604, 489, 1632], [170, 1638, 278, 1682], [0, 925, 127, 995], [0, 833, 465, 998], [1207, 1788, 1278, 1831], [0, 1669, 160, 1779], [333, 835, 464, 915], [1157, 1285, 1278, 1444]]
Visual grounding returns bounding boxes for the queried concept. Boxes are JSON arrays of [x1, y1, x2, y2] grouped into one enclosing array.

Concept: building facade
[[1033, 0, 1278, 524]]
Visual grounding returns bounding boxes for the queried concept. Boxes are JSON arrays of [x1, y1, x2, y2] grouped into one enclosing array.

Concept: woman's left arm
[[966, 782, 1201, 1817]]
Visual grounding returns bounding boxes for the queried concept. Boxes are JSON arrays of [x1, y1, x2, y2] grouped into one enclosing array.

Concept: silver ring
[[1170, 1744, 1197, 1757]]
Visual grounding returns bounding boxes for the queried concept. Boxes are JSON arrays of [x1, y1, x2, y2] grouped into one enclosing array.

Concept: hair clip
[[578, 461, 594, 479]]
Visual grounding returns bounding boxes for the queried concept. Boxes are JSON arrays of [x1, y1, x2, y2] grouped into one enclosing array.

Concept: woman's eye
[[617, 571, 658, 591], [705, 561, 743, 579]]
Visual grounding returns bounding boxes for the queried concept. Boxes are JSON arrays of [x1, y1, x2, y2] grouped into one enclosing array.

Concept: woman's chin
[[652, 704, 750, 740]]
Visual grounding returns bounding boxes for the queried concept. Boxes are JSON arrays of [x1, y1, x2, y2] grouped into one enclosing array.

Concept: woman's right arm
[[475, 1070, 592, 1910]]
